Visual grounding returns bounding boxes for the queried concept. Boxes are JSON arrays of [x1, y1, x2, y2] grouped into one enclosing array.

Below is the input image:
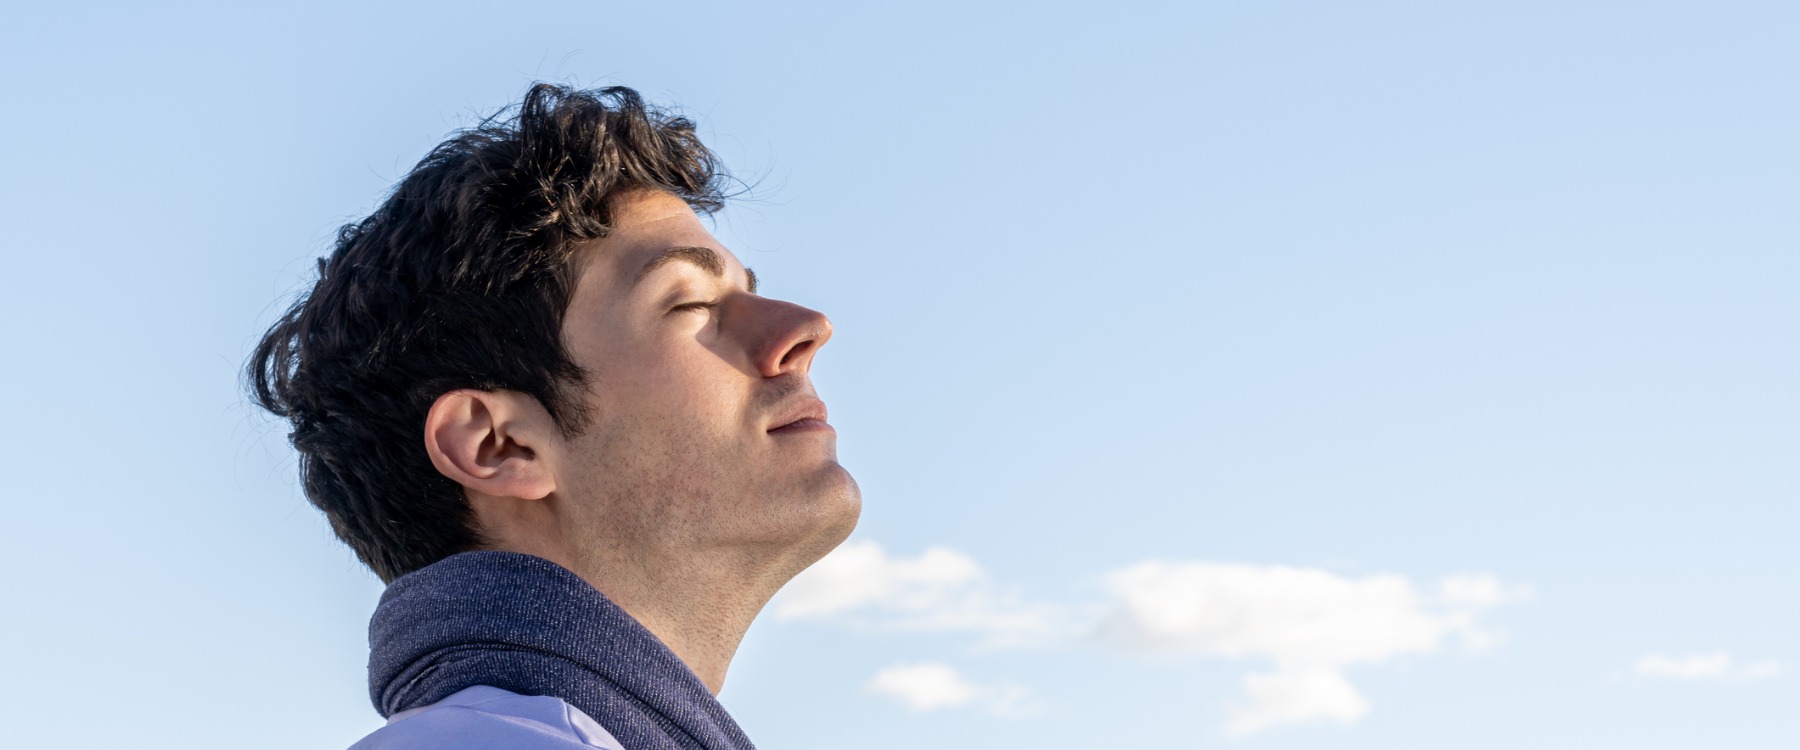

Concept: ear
[[422, 389, 558, 501]]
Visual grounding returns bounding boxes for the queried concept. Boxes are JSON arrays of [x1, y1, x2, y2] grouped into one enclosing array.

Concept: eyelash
[[672, 300, 719, 314]]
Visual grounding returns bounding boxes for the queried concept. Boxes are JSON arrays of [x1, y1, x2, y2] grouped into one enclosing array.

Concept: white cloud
[[777, 540, 981, 619], [1228, 667, 1370, 737], [864, 662, 1040, 717], [1094, 561, 1527, 736], [1095, 562, 1511, 663], [783, 541, 1530, 737], [1438, 574, 1537, 609], [866, 662, 979, 711], [776, 539, 1071, 647], [1634, 651, 1782, 682]]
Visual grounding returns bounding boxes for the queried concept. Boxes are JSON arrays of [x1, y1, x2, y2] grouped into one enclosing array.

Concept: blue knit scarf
[[368, 551, 757, 750]]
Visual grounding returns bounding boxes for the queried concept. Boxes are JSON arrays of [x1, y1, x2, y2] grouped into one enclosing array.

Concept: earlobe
[[423, 389, 558, 501]]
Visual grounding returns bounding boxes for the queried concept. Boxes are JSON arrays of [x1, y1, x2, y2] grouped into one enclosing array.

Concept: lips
[[769, 418, 832, 434], [768, 397, 830, 433]]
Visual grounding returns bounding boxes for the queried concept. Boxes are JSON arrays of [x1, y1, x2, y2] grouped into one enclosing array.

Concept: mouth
[[768, 398, 832, 435], [769, 417, 833, 435]]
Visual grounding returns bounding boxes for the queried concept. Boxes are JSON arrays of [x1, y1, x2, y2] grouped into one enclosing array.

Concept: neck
[[576, 557, 776, 695], [469, 494, 822, 695], [502, 539, 785, 695]]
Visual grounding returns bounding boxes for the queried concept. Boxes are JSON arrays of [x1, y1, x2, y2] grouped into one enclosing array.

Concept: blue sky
[[2, 1, 1794, 747]]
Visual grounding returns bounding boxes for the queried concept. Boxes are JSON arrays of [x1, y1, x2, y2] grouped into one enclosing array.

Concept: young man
[[249, 84, 861, 750]]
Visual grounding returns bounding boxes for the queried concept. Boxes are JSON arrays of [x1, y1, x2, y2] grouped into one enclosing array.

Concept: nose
[[747, 297, 833, 378]]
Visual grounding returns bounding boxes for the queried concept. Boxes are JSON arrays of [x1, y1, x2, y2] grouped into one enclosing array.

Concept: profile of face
[[547, 189, 861, 579]]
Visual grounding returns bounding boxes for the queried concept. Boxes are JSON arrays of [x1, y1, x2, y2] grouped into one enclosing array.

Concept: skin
[[421, 189, 862, 695]]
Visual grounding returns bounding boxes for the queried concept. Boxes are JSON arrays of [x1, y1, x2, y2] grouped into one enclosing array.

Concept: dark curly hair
[[248, 83, 731, 582]]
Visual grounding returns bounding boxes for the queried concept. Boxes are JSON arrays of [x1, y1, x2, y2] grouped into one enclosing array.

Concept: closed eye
[[671, 300, 720, 314]]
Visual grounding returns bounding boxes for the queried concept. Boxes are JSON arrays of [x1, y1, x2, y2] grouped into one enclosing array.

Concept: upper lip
[[768, 397, 829, 431]]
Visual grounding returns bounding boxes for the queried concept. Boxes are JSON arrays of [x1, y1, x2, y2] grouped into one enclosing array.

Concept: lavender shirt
[[350, 685, 626, 749]]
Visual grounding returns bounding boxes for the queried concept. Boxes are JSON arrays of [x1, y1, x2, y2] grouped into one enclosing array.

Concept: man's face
[[553, 189, 860, 568]]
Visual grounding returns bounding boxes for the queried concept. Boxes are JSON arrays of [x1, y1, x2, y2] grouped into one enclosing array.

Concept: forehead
[[609, 188, 710, 238], [573, 190, 743, 291]]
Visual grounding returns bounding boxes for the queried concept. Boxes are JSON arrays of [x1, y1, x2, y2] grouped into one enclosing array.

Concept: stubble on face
[[551, 190, 860, 596]]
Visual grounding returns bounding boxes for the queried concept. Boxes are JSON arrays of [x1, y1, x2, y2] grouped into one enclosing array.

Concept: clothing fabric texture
[[351, 685, 625, 749], [366, 550, 757, 750]]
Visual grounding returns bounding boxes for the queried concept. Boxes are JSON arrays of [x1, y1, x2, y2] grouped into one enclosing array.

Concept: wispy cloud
[[864, 662, 1041, 717], [780, 539, 1532, 737], [1094, 561, 1531, 736], [1634, 651, 1782, 682], [1228, 667, 1369, 737], [775, 539, 1073, 647]]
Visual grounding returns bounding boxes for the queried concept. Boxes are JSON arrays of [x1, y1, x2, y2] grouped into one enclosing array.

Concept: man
[[248, 83, 861, 749]]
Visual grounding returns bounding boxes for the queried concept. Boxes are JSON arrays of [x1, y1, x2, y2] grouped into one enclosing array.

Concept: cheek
[[586, 342, 747, 431]]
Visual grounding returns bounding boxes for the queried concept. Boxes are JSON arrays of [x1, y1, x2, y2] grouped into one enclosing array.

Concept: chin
[[764, 464, 862, 572], [803, 463, 863, 544]]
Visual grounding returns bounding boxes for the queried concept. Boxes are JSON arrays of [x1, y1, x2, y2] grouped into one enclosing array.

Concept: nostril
[[779, 338, 816, 368]]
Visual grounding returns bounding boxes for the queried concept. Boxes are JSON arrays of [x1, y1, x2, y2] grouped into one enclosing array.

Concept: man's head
[[249, 84, 859, 586]]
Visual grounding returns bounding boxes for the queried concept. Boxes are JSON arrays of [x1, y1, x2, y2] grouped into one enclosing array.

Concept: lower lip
[[770, 418, 834, 435]]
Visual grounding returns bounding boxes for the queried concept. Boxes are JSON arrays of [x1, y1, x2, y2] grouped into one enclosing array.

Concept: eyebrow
[[631, 245, 758, 294]]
